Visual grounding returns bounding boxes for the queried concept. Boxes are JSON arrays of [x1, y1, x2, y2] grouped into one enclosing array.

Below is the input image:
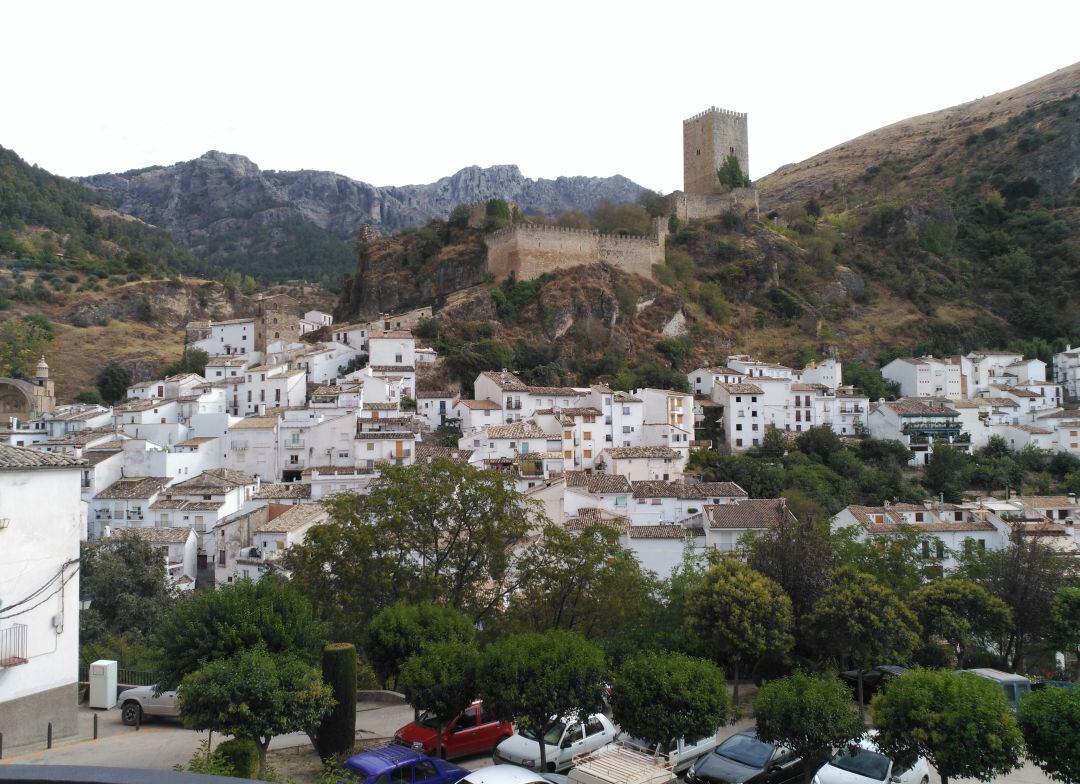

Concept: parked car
[[813, 734, 929, 784], [685, 730, 803, 784], [571, 744, 676, 784], [956, 668, 1031, 713], [1032, 679, 1075, 691], [493, 713, 618, 772], [617, 732, 719, 773], [838, 666, 908, 702], [459, 766, 567, 784], [117, 684, 179, 726], [343, 744, 470, 784], [396, 700, 514, 758]]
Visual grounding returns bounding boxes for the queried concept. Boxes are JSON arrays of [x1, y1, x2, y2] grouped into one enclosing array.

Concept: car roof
[[461, 766, 549, 784], [344, 745, 428, 775]]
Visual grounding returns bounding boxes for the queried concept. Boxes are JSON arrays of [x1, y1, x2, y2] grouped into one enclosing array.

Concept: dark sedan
[[838, 665, 908, 702], [685, 731, 803, 784]]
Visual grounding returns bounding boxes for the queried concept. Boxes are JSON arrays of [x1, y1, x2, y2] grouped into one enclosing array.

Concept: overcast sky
[[3, 1, 1078, 193]]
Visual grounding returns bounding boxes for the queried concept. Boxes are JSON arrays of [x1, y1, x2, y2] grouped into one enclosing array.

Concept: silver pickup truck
[[117, 684, 179, 725]]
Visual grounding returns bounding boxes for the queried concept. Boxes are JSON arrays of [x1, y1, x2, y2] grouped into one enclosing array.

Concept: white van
[[569, 744, 676, 784]]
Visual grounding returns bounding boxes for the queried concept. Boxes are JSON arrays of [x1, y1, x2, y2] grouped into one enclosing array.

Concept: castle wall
[[683, 107, 749, 194], [672, 188, 759, 222], [484, 222, 665, 283]]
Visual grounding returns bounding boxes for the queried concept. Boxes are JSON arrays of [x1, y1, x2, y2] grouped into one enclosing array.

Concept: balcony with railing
[[284, 438, 306, 450], [0, 623, 28, 668]]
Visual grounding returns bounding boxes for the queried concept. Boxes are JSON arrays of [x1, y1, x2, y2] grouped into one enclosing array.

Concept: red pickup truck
[[395, 700, 513, 759]]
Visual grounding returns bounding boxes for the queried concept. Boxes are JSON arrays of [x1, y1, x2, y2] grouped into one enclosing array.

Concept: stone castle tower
[[683, 107, 749, 194]]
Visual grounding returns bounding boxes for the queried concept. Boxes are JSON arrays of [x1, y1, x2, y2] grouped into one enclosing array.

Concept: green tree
[[831, 525, 927, 596], [480, 630, 607, 772], [794, 426, 843, 463], [805, 568, 920, 718], [955, 537, 1067, 670], [313, 643, 357, 760], [746, 515, 833, 626], [1019, 686, 1080, 784], [758, 425, 787, 458], [80, 533, 176, 644], [754, 672, 864, 778], [179, 647, 334, 779], [164, 347, 209, 377], [907, 578, 1013, 668], [152, 576, 328, 690], [924, 446, 972, 503], [610, 652, 729, 753], [499, 524, 659, 650], [686, 556, 794, 706], [0, 315, 54, 378], [871, 670, 1024, 784], [397, 640, 480, 758], [363, 602, 475, 689], [716, 155, 751, 191], [1049, 586, 1080, 679], [286, 459, 540, 641], [74, 388, 104, 405], [96, 360, 132, 404]]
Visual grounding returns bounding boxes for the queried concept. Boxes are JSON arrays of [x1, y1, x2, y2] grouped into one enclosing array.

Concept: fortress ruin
[[483, 105, 759, 282]]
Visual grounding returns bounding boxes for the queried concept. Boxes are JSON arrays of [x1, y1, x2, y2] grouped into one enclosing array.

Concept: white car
[[617, 734, 719, 773], [813, 735, 929, 784], [493, 713, 618, 772], [459, 766, 567, 784], [117, 684, 179, 725]]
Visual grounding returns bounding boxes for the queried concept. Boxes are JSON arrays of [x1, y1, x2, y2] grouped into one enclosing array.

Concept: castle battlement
[[484, 219, 666, 283], [684, 106, 747, 124]]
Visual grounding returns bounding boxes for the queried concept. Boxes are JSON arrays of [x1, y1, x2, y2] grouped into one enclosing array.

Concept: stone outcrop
[[79, 154, 646, 246]]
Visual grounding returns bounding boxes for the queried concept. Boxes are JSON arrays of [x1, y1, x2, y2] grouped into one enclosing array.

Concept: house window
[[583, 431, 592, 440], [275, 389, 281, 402], [367, 443, 375, 451], [583, 449, 592, 458], [247, 391, 252, 402], [395, 354, 402, 363], [752, 424, 758, 431], [736, 438, 743, 447], [921, 540, 931, 559], [622, 406, 630, 415], [915, 512, 924, 522], [735, 396, 742, 403], [564, 450, 572, 459], [218, 550, 226, 565]]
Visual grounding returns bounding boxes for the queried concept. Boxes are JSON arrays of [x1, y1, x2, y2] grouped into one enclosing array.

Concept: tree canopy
[[871, 670, 1023, 784], [362, 602, 475, 689], [179, 647, 334, 779], [610, 652, 729, 751], [152, 576, 328, 689], [907, 578, 1012, 668], [1018, 686, 1080, 784], [480, 630, 607, 772], [397, 641, 480, 757]]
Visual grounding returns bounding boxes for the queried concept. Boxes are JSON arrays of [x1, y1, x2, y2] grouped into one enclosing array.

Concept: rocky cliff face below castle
[[77, 154, 646, 284]]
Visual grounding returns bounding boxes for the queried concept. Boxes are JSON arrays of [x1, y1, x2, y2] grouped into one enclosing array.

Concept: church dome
[[35, 355, 49, 378]]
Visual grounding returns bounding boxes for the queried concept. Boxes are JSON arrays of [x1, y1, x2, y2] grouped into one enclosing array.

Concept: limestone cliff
[[78, 154, 645, 286]]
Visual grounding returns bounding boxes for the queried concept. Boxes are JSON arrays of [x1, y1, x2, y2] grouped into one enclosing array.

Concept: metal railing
[[0, 624, 28, 668], [77, 666, 159, 686]]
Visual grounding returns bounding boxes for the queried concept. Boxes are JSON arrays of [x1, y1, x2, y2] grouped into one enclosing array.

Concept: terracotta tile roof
[[631, 480, 746, 499], [885, 400, 958, 416], [480, 370, 529, 392], [0, 444, 86, 470], [175, 437, 217, 447], [1012, 424, 1053, 434], [95, 476, 171, 500], [253, 482, 312, 499], [363, 402, 399, 410], [613, 392, 642, 403], [717, 383, 764, 394], [40, 426, 122, 447], [564, 471, 632, 494], [83, 450, 123, 466], [230, 415, 279, 430], [49, 405, 110, 422], [114, 398, 174, 413], [370, 329, 414, 339], [695, 366, 740, 374], [116, 526, 194, 545], [627, 524, 693, 539], [790, 383, 825, 392], [844, 505, 997, 533], [416, 389, 453, 398], [703, 499, 797, 529], [602, 446, 681, 460], [456, 399, 502, 410], [415, 445, 474, 464], [995, 385, 1040, 398], [300, 465, 374, 476], [486, 422, 549, 439], [171, 468, 256, 490], [526, 385, 586, 397], [254, 503, 329, 533], [564, 508, 629, 533], [354, 431, 419, 440], [370, 365, 416, 373]]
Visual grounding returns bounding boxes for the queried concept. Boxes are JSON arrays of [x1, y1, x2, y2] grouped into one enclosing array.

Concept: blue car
[[343, 744, 471, 784]]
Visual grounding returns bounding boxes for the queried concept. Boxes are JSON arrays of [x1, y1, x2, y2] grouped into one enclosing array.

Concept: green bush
[[216, 738, 260, 779], [316, 642, 357, 760]]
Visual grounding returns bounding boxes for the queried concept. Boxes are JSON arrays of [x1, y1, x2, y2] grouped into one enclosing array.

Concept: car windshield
[[521, 720, 567, 746], [417, 709, 451, 729], [715, 735, 773, 768], [830, 747, 892, 781]]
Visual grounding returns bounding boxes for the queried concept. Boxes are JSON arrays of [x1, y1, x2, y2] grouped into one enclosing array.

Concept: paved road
[[1, 706, 1055, 784], [0, 701, 415, 770]]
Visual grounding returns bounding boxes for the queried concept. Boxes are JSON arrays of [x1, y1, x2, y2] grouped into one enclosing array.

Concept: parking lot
[[0, 703, 1055, 784]]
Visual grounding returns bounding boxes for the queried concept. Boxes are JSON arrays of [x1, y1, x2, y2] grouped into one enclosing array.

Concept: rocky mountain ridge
[[77, 154, 646, 286]]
